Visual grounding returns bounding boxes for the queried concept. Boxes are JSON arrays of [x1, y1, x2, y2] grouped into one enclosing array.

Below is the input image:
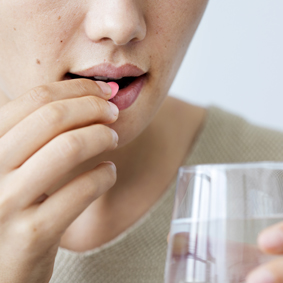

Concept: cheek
[[145, 0, 208, 89], [0, 1, 82, 54], [0, 1, 84, 97], [148, 0, 208, 57]]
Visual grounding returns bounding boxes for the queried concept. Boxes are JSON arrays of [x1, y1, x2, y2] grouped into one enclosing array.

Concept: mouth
[[66, 73, 139, 91], [64, 63, 147, 110]]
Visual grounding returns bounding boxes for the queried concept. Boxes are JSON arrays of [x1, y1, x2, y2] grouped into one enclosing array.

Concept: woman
[[0, 1, 282, 282]]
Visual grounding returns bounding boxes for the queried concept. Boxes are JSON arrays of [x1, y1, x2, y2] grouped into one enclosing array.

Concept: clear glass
[[164, 162, 283, 283]]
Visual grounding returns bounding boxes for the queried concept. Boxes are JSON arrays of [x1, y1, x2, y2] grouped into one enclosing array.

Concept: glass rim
[[179, 161, 283, 174]]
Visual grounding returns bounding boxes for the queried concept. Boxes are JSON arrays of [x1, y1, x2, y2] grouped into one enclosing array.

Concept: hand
[[167, 232, 273, 283], [0, 79, 118, 283], [246, 222, 283, 283]]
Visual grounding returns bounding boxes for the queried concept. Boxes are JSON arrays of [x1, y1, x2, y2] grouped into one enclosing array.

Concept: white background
[[169, 0, 283, 131]]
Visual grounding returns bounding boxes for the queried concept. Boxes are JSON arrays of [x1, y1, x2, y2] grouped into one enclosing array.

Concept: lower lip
[[109, 75, 146, 110]]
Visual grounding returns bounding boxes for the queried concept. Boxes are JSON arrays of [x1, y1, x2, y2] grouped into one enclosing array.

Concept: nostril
[[84, 2, 146, 46]]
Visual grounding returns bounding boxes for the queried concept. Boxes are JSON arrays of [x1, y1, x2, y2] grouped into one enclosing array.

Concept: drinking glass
[[165, 162, 283, 283]]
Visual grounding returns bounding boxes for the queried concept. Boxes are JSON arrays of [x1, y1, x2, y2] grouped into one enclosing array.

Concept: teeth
[[94, 76, 123, 81]]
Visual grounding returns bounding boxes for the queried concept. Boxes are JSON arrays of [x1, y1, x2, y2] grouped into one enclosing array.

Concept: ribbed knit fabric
[[50, 106, 283, 283]]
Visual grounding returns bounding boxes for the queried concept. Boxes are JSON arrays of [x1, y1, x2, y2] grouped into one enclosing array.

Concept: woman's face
[[0, 0, 208, 147]]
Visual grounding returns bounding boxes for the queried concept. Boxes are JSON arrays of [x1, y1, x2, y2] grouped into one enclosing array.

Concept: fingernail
[[110, 129, 119, 143], [258, 229, 283, 252], [108, 101, 119, 116], [246, 269, 275, 283], [102, 161, 117, 172], [172, 232, 190, 256], [96, 81, 112, 95]]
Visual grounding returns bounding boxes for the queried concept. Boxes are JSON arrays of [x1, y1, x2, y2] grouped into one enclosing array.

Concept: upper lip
[[71, 63, 146, 78]]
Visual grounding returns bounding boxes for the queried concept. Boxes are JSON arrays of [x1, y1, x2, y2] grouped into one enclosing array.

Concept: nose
[[84, 0, 146, 45]]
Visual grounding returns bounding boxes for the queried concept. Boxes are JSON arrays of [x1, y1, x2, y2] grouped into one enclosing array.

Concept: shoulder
[[188, 106, 283, 164]]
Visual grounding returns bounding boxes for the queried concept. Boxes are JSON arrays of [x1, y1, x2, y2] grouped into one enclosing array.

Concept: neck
[[0, 89, 206, 252], [60, 97, 206, 252]]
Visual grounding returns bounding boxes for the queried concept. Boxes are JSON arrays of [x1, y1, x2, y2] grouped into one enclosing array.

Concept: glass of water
[[165, 162, 283, 283]]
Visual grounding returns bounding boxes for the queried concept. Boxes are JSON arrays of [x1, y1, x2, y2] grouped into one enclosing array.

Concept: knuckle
[[72, 78, 99, 94], [71, 79, 89, 92], [13, 218, 44, 247], [82, 165, 116, 199], [101, 124, 113, 139], [95, 125, 117, 148], [0, 194, 14, 223], [80, 174, 98, 199], [56, 133, 82, 160], [37, 103, 66, 126], [86, 96, 105, 115], [27, 85, 52, 106]]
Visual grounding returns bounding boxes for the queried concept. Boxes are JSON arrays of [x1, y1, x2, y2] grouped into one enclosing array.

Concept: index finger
[[0, 79, 111, 138], [258, 222, 283, 254]]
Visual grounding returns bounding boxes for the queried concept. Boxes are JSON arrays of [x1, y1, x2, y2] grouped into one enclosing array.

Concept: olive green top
[[50, 106, 283, 283]]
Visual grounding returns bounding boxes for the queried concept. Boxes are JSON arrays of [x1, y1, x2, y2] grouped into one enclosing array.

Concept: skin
[[0, 0, 282, 282]]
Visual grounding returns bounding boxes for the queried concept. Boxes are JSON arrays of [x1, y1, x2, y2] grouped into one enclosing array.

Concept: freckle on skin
[[36, 59, 41, 65], [58, 16, 61, 20], [60, 40, 63, 43], [13, 27, 16, 31]]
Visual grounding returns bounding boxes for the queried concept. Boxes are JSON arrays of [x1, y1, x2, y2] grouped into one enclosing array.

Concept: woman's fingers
[[0, 79, 118, 282], [168, 232, 276, 282], [246, 258, 283, 283], [11, 123, 118, 208], [0, 95, 118, 171], [0, 79, 111, 138], [258, 222, 283, 254], [245, 222, 283, 282], [35, 162, 117, 237]]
